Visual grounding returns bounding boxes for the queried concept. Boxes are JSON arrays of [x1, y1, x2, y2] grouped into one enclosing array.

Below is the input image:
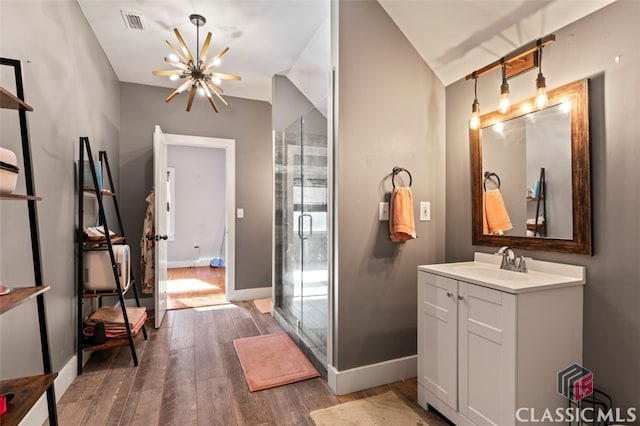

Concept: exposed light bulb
[[498, 90, 510, 114], [212, 77, 222, 85], [169, 74, 179, 81], [198, 87, 205, 96], [213, 57, 221, 66], [168, 53, 179, 63], [498, 65, 510, 114], [469, 100, 481, 130], [535, 52, 548, 109]]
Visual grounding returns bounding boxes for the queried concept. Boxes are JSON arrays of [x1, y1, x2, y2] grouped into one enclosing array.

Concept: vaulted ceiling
[[78, 0, 615, 103]]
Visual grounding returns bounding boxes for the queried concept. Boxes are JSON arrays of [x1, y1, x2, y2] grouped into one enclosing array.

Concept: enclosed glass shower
[[274, 108, 329, 366]]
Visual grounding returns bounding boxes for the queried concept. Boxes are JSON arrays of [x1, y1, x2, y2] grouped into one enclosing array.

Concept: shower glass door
[[274, 108, 328, 365]]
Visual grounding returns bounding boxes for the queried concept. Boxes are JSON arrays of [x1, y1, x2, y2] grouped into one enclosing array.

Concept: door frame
[[159, 131, 236, 302]]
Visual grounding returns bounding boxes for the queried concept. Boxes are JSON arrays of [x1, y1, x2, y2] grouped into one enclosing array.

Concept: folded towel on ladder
[[483, 189, 512, 235], [389, 186, 417, 242]]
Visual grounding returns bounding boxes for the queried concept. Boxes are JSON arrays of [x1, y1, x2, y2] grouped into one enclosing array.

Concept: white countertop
[[419, 252, 585, 294]]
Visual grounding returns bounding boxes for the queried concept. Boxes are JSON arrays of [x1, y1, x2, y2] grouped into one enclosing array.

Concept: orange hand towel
[[389, 187, 417, 242], [483, 189, 512, 235]]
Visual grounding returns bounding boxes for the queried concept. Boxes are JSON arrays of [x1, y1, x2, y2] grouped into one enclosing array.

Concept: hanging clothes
[[141, 190, 155, 294]]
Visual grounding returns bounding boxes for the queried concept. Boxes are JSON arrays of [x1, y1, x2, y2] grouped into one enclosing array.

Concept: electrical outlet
[[237, 208, 244, 219], [379, 202, 389, 221], [419, 201, 431, 221]]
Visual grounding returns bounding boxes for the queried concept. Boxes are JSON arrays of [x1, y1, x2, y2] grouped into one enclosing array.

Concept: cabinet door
[[458, 282, 516, 426], [418, 272, 458, 410]]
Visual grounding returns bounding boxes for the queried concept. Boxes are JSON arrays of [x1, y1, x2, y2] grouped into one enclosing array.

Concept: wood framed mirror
[[471, 79, 592, 254]]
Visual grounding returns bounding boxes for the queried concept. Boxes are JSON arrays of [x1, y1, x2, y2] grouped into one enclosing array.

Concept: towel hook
[[483, 171, 501, 191], [392, 167, 412, 188]]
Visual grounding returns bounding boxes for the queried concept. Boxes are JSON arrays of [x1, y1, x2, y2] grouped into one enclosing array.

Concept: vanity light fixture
[[498, 62, 510, 114], [465, 34, 555, 122], [152, 14, 241, 113], [534, 45, 549, 110], [469, 74, 481, 130]]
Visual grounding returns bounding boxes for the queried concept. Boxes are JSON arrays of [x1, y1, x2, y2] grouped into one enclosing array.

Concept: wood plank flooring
[[166, 267, 226, 310], [53, 302, 451, 426]]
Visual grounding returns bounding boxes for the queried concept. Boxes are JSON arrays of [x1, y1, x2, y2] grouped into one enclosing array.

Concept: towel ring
[[392, 167, 412, 188], [483, 171, 501, 191]]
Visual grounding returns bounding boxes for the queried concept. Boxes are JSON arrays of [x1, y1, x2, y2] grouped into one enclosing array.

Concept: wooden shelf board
[[0, 86, 33, 111], [82, 331, 143, 352], [0, 192, 41, 201], [82, 236, 125, 249], [0, 286, 50, 315], [82, 187, 115, 197], [0, 373, 57, 425]]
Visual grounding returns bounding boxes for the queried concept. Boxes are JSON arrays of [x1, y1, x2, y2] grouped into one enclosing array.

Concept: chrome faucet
[[497, 246, 528, 273]]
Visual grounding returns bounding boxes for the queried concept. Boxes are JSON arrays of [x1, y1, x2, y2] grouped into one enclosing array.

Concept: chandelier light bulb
[[169, 75, 179, 81], [168, 53, 179, 63], [198, 87, 205, 96], [212, 77, 222, 85], [213, 57, 221, 66]]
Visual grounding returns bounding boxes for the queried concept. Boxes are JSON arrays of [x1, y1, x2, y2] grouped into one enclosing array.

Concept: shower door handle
[[300, 214, 312, 240], [297, 214, 304, 239]]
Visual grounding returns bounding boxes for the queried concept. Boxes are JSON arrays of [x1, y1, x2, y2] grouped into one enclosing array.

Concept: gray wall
[[445, 1, 640, 410], [335, 0, 446, 370], [272, 74, 319, 132], [119, 82, 272, 292], [167, 145, 225, 265], [0, 0, 120, 375]]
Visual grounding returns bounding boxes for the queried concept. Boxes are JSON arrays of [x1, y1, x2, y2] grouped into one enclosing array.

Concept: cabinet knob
[[446, 291, 453, 297], [457, 295, 464, 301]]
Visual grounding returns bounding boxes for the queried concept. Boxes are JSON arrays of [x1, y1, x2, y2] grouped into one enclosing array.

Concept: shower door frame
[[272, 110, 333, 370]]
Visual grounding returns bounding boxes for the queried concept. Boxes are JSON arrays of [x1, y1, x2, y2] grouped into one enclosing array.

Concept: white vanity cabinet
[[417, 253, 585, 426]]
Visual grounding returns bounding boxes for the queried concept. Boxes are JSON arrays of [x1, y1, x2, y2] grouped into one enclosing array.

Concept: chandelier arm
[[186, 85, 197, 111], [203, 47, 229, 72], [199, 32, 213, 65], [152, 70, 183, 76], [200, 83, 220, 113], [211, 71, 241, 81], [165, 40, 189, 64], [165, 79, 193, 102], [173, 28, 194, 63], [206, 81, 229, 106]]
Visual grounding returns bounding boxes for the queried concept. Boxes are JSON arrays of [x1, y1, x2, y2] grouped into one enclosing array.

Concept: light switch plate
[[419, 202, 431, 221], [379, 202, 389, 221], [237, 208, 244, 219]]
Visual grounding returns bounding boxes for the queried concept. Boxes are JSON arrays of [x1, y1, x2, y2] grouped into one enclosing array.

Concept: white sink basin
[[419, 252, 585, 294]]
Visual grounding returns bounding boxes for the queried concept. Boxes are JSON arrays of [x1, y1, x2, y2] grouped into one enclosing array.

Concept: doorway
[[165, 145, 227, 310], [153, 126, 235, 327]]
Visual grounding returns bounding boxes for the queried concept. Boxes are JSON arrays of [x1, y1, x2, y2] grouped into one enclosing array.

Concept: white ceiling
[[78, 0, 616, 103]]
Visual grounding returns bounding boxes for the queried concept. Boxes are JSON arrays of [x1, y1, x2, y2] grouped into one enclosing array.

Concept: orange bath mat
[[253, 297, 272, 314], [233, 332, 320, 391]]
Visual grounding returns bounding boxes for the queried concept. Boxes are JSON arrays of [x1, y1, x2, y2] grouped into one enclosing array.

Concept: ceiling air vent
[[120, 10, 146, 31]]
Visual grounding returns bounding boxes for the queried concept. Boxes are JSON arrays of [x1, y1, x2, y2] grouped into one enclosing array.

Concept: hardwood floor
[[166, 267, 226, 310], [54, 302, 451, 425]]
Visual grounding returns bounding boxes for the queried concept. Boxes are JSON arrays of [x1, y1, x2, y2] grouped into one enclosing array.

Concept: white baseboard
[[167, 258, 215, 268], [227, 286, 271, 302], [327, 355, 417, 395], [20, 355, 78, 425]]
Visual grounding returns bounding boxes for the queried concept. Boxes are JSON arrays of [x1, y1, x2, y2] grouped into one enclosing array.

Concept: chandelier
[[152, 14, 241, 113]]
